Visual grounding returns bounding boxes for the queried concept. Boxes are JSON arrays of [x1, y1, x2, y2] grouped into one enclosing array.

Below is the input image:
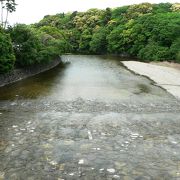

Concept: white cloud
[[8, 0, 178, 25]]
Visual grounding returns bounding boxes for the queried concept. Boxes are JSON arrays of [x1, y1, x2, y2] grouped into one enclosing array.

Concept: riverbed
[[0, 55, 180, 179]]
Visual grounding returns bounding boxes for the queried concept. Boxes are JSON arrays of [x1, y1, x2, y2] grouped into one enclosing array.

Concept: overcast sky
[[8, 0, 178, 25]]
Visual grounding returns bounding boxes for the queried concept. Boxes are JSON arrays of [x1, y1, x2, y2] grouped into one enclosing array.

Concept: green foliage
[[38, 26, 64, 39], [79, 29, 92, 54], [67, 29, 81, 53], [36, 13, 73, 29], [138, 42, 171, 61], [107, 25, 125, 54], [32, 2, 179, 62], [10, 24, 42, 66], [72, 9, 104, 32], [107, 11, 180, 61], [100, 8, 112, 25], [126, 3, 153, 19], [111, 6, 129, 19], [170, 38, 180, 62], [176, 52, 180, 63], [107, 19, 135, 54], [37, 26, 71, 54], [10, 24, 63, 67], [1, 2, 180, 74], [152, 3, 172, 13], [0, 29, 15, 73], [90, 27, 108, 54]]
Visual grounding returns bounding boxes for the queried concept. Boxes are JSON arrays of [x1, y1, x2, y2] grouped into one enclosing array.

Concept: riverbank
[[0, 58, 62, 87], [122, 61, 180, 99]]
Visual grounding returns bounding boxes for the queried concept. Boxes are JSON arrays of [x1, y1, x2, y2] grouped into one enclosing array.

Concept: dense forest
[[0, 2, 180, 74]]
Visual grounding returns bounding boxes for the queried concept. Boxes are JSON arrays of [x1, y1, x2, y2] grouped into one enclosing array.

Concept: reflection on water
[[0, 55, 180, 179], [0, 64, 66, 100]]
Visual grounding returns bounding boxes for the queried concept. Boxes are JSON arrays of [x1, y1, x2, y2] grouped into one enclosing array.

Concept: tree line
[[0, 2, 180, 74]]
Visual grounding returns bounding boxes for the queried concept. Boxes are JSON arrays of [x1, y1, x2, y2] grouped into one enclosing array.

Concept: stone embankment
[[0, 58, 62, 87]]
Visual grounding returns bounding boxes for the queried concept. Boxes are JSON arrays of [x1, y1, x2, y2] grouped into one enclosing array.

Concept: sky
[[8, 0, 179, 25]]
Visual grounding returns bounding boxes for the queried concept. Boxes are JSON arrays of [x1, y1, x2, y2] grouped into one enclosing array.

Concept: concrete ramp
[[122, 61, 180, 99]]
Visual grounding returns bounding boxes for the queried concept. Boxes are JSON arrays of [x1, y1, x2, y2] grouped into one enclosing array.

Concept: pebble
[[171, 141, 178, 144], [99, 168, 104, 172], [20, 128, 26, 131], [107, 168, 115, 173], [131, 133, 139, 137], [12, 125, 18, 128], [101, 132, 106, 136], [78, 159, 84, 165], [49, 161, 58, 166], [69, 173, 74, 176], [113, 175, 120, 179], [88, 130, 93, 140], [0, 112, 2, 115], [16, 132, 21, 136], [11, 102, 17, 106]]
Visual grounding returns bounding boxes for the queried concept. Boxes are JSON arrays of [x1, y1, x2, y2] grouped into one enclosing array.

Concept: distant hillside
[[0, 3, 180, 74], [34, 3, 180, 62]]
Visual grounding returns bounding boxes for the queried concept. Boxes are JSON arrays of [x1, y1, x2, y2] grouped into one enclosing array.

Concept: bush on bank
[[0, 29, 15, 74]]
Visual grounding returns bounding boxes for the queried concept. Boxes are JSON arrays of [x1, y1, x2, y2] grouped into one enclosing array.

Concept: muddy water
[[0, 55, 180, 179]]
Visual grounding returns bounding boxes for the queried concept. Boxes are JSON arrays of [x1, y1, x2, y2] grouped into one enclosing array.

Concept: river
[[0, 55, 180, 179]]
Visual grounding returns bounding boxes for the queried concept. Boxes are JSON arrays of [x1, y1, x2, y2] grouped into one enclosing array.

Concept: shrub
[[0, 30, 15, 74], [10, 24, 42, 67], [138, 42, 171, 61]]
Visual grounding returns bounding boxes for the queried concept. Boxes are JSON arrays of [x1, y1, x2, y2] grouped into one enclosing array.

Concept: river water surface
[[0, 55, 180, 179]]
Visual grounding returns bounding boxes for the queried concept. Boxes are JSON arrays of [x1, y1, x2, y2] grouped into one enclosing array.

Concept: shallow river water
[[0, 55, 180, 180]]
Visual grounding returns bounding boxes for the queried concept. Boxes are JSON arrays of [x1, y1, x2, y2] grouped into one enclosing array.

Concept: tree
[[0, 28, 15, 73], [101, 8, 112, 25], [0, 0, 17, 29], [126, 3, 153, 19], [79, 29, 92, 53], [170, 38, 180, 62], [138, 42, 171, 61], [90, 27, 108, 54], [152, 3, 172, 14], [107, 20, 135, 54], [112, 6, 129, 19], [10, 24, 42, 66], [32, 3, 180, 62], [171, 3, 180, 12]]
